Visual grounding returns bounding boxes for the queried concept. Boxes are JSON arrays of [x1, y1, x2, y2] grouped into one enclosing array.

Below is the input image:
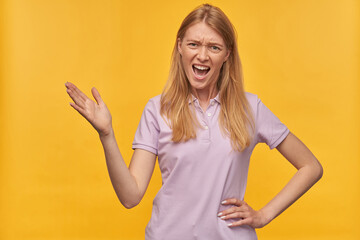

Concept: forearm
[[65, 82, 145, 208], [99, 129, 141, 208], [260, 162, 323, 224]]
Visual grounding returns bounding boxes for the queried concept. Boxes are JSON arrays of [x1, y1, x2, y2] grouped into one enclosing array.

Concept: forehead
[[183, 22, 225, 44]]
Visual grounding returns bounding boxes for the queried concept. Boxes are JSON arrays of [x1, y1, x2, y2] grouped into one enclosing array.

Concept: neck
[[192, 84, 218, 111]]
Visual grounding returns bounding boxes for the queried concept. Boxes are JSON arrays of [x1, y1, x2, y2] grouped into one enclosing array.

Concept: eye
[[188, 43, 198, 48], [210, 46, 220, 51]]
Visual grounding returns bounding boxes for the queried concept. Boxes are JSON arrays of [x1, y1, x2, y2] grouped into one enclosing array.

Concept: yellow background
[[0, 0, 359, 239]]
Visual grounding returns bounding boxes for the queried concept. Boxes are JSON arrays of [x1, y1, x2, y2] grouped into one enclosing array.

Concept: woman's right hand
[[65, 82, 113, 137]]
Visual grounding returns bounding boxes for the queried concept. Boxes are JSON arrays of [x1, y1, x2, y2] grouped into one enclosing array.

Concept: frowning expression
[[178, 22, 230, 93]]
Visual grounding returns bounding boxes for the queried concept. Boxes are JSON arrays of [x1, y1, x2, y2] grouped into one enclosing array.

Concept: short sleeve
[[255, 97, 290, 149], [132, 98, 160, 155]]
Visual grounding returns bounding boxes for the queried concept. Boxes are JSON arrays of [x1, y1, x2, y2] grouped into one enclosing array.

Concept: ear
[[224, 49, 231, 62], [177, 38, 183, 55]]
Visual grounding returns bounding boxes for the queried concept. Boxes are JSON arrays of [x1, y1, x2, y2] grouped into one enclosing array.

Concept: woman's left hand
[[217, 198, 269, 228]]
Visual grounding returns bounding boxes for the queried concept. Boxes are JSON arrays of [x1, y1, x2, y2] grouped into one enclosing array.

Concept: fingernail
[[217, 212, 222, 217], [220, 216, 226, 220], [228, 223, 233, 227], [221, 200, 227, 204]]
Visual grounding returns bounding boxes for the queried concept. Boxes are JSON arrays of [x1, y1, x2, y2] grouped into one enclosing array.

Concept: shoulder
[[244, 92, 260, 109], [145, 94, 161, 109], [140, 95, 162, 118], [149, 94, 162, 102], [147, 94, 162, 106]]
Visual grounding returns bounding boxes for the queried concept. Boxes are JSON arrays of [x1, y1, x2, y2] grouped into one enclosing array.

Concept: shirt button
[[204, 125, 209, 130], [211, 102, 215, 106], [207, 112, 211, 117]]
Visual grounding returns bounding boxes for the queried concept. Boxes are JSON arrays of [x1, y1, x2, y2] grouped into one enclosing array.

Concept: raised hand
[[217, 198, 269, 228], [65, 82, 113, 137]]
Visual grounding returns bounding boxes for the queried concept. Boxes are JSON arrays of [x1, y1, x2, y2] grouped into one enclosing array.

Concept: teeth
[[194, 65, 210, 70]]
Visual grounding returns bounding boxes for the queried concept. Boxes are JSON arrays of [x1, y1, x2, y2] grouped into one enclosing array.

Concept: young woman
[[65, 4, 323, 240]]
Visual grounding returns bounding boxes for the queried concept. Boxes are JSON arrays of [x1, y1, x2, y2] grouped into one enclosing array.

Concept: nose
[[197, 46, 209, 62]]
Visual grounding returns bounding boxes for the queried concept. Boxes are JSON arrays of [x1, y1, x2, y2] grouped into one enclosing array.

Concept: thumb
[[91, 87, 103, 105]]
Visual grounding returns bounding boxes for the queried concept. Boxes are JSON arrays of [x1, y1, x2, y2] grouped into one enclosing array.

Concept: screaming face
[[178, 22, 230, 96]]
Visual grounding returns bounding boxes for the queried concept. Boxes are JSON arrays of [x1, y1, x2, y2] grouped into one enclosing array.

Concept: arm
[[65, 82, 156, 208], [218, 132, 323, 228], [100, 132, 156, 208]]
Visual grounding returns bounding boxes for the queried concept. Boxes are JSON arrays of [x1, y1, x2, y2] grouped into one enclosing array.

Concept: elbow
[[312, 160, 323, 183], [120, 196, 142, 209], [113, 187, 142, 209], [317, 163, 323, 181], [122, 201, 139, 209], [121, 199, 140, 209]]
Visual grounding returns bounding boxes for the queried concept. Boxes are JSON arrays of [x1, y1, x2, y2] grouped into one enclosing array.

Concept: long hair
[[160, 4, 254, 151]]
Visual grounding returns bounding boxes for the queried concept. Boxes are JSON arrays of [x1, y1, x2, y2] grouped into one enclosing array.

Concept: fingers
[[65, 82, 88, 101], [218, 208, 245, 219], [65, 82, 102, 107], [66, 88, 85, 109], [221, 198, 245, 206], [228, 218, 251, 227], [69, 102, 87, 118], [217, 205, 248, 227], [218, 206, 246, 220], [91, 87, 103, 105], [218, 199, 260, 228], [65, 82, 86, 108]]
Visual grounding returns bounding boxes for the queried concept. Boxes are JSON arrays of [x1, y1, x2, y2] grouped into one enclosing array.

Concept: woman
[[65, 4, 323, 240]]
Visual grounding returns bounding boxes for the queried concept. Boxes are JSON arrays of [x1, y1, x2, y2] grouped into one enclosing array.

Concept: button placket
[[201, 120, 210, 140], [202, 113, 209, 131], [201, 104, 211, 140], [205, 100, 218, 141], [194, 99, 212, 141], [205, 101, 215, 121]]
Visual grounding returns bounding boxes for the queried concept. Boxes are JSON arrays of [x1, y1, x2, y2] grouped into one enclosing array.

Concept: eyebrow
[[186, 39, 224, 48]]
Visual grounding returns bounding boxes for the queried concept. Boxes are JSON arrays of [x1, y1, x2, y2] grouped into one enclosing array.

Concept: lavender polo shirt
[[132, 92, 290, 240]]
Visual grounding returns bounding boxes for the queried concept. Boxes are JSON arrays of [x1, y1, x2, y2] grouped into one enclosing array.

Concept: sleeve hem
[[269, 128, 290, 150], [132, 143, 158, 155]]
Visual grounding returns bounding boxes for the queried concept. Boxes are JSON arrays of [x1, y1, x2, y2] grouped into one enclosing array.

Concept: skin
[[65, 21, 323, 228], [218, 132, 323, 228], [178, 21, 229, 111], [65, 82, 156, 209]]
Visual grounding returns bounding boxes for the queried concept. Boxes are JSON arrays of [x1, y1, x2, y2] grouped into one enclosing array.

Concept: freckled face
[[178, 22, 230, 93]]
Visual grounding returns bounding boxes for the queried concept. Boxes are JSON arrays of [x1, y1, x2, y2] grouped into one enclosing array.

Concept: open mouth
[[192, 64, 210, 78]]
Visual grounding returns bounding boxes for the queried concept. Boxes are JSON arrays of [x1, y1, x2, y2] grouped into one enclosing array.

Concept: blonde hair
[[160, 4, 254, 151]]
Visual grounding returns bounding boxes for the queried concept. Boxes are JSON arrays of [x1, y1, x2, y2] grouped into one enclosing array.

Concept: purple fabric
[[132, 92, 290, 240]]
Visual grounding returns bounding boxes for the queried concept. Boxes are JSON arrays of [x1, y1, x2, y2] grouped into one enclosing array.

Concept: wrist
[[258, 207, 275, 227], [99, 127, 114, 140]]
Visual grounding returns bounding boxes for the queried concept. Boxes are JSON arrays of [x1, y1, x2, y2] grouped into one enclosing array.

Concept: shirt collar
[[188, 93, 221, 105]]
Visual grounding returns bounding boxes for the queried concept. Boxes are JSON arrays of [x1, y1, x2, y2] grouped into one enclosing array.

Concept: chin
[[189, 81, 213, 92]]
